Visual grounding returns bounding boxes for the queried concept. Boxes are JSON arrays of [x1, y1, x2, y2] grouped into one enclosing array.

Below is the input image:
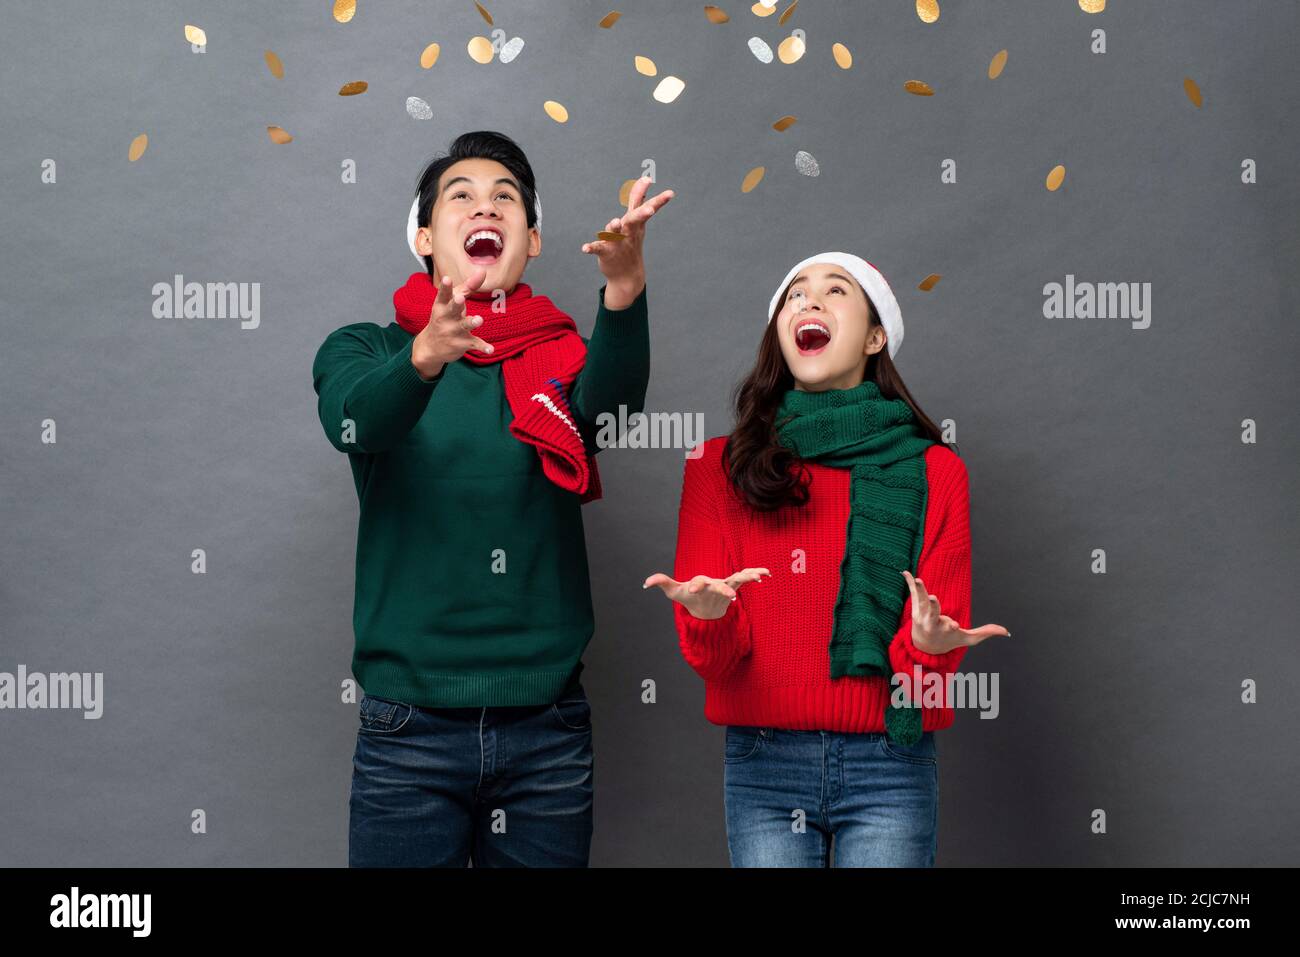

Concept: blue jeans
[[348, 684, 593, 867], [723, 726, 939, 867]]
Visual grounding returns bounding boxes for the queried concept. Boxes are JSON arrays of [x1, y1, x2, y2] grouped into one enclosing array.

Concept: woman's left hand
[[582, 174, 673, 310], [902, 569, 1010, 656]]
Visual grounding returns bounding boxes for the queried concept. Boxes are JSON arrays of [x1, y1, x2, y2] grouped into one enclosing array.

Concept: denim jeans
[[348, 683, 593, 867], [723, 726, 939, 867]]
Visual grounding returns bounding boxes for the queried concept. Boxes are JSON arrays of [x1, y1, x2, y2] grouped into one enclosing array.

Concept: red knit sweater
[[672, 435, 973, 733]]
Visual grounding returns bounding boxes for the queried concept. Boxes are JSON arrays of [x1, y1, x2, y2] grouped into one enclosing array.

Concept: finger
[[466, 335, 494, 355], [623, 191, 673, 227], [642, 573, 679, 591], [581, 240, 613, 257], [457, 266, 489, 296], [962, 624, 1012, 644], [625, 175, 651, 214], [435, 274, 455, 305], [710, 581, 738, 601], [686, 575, 710, 594]]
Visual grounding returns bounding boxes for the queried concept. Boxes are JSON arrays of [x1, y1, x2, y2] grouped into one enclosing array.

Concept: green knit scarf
[[774, 380, 937, 745]]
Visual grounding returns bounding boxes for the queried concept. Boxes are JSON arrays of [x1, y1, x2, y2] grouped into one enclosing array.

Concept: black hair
[[413, 130, 539, 276]]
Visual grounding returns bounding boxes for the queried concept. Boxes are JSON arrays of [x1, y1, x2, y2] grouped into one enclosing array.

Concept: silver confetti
[[499, 36, 524, 64], [795, 150, 820, 176], [406, 96, 433, 120], [748, 37, 773, 63]]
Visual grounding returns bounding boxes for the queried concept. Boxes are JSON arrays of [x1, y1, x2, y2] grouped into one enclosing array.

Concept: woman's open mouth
[[794, 319, 832, 356], [463, 227, 504, 266]]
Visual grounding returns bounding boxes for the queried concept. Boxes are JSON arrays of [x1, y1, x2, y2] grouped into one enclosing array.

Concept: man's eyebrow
[[441, 175, 521, 194], [790, 272, 855, 287]]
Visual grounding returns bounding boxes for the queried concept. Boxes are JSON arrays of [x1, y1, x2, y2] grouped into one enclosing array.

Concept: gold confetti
[[264, 50, 284, 78], [1078, 0, 1105, 12], [741, 166, 765, 193], [652, 76, 686, 103], [772, 115, 796, 131], [544, 100, 569, 123], [468, 36, 494, 63], [832, 42, 852, 69], [705, 5, 729, 23], [619, 179, 637, 206], [777, 35, 804, 63], [778, 0, 797, 25], [1045, 164, 1065, 191], [988, 49, 1007, 79], [332, 0, 356, 24], [267, 125, 293, 144], [915, 0, 939, 24], [475, 1, 493, 25], [184, 24, 207, 46], [1183, 76, 1202, 108], [127, 134, 148, 162], [420, 43, 440, 68], [596, 231, 626, 242], [918, 274, 941, 291], [599, 11, 622, 28], [338, 81, 368, 95], [635, 55, 657, 76], [904, 79, 934, 95], [752, 2, 775, 16]]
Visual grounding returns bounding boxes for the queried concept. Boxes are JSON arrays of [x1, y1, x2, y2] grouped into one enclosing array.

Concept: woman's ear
[[864, 324, 887, 357]]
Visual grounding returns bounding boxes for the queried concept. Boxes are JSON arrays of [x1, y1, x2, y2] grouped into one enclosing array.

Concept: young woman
[[644, 252, 1008, 867]]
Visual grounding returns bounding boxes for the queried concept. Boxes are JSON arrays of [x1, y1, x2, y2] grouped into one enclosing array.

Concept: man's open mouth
[[794, 319, 832, 356], [463, 227, 504, 265]]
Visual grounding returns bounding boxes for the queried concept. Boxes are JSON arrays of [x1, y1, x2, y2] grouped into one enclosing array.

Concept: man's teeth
[[464, 230, 504, 251]]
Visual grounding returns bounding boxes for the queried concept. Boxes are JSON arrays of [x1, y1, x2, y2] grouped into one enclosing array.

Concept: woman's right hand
[[642, 567, 771, 620]]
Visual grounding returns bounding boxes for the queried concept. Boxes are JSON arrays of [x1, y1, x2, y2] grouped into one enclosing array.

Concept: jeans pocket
[[724, 726, 768, 764], [550, 690, 592, 733], [358, 693, 416, 736], [880, 730, 937, 766]]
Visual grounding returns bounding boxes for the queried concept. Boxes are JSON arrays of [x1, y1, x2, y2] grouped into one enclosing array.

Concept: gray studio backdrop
[[2, 0, 1297, 867]]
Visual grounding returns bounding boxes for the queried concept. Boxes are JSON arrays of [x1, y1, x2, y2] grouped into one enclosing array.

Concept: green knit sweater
[[312, 283, 649, 707]]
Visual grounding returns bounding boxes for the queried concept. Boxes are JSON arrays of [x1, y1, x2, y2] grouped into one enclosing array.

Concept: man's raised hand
[[411, 267, 493, 380]]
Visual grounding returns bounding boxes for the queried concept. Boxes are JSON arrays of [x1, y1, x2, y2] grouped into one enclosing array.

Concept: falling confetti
[[904, 79, 934, 95], [777, 34, 804, 64], [915, 0, 939, 24], [778, 0, 797, 25], [705, 5, 729, 23], [748, 37, 774, 63], [184, 24, 207, 46], [264, 50, 284, 78], [420, 43, 440, 68], [475, 1, 493, 25], [499, 36, 524, 63], [1183, 77, 1203, 108], [794, 150, 819, 176], [988, 49, 1007, 79], [406, 96, 433, 119], [544, 100, 569, 123], [468, 36, 494, 63], [598, 11, 621, 28], [127, 134, 148, 162], [635, 55, 657, 76], [1045, 165, 1066, 190], [752, 2, 775, 16], [596, 231, 626, 242], [918, 274, 941, 291], [652, 76, 685, 103], [772, 115, 796, 131], [832, 43, 852, 69], [1079, 0, 1105, 12], [333, 0, 356, 24], [267, 125, 293, 144], [741, 166, 765, 192], [338, 81, 368, 95], [619, 179, 637, 205]]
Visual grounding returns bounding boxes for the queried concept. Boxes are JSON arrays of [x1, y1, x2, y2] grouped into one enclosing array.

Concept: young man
[[312, 131, 672, 866]]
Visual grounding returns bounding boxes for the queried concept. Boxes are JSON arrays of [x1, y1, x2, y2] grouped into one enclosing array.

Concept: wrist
[[603, 273, 645, 311], [410, 343, 445, 381]]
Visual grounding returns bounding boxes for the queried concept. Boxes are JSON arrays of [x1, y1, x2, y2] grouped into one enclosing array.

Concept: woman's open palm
[[902, 569, 1010, 656], [643, 567, 771, 620]]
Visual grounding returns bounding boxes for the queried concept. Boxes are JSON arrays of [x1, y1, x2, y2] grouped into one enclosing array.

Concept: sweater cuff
[[674, 596, 751, 656], [889, 627, 966, 675], [595, 283, 648, 341], [393, 338, 445, 391]]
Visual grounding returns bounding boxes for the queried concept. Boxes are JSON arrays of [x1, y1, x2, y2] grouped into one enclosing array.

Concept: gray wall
[[1, 0, 1297, 866]]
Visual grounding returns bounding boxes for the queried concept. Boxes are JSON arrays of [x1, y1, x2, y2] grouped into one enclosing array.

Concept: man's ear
[[415, 225, 434, 257], [527, 226, 541, 259]]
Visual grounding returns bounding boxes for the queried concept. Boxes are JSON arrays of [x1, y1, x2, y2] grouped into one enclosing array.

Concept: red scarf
[[393, 272, 602, 503]]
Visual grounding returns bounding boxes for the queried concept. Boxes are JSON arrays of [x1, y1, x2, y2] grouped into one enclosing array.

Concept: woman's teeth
[[794, 320, 832, 354]]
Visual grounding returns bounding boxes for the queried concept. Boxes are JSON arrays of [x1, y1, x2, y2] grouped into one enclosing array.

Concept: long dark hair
[[723, 283, 957, 512]]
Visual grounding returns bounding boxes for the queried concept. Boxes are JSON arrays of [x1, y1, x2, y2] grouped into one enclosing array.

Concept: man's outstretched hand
[[583, 174, 673, 310]]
